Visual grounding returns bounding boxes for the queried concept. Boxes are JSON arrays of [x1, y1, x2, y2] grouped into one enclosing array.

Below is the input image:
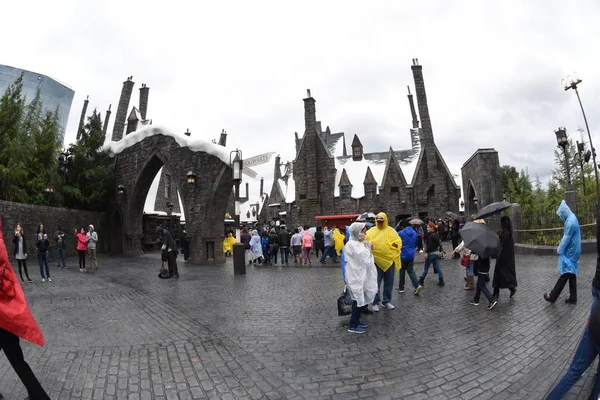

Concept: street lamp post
[[555, 127, 577, 212], [576, 141, 588, 196], [230, 149, 245, 275], [562, 73, 600, 206], [44, 182, 54, 206]]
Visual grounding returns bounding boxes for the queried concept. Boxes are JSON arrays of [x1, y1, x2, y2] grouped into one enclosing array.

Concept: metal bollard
[[233, 243, 246, 275]]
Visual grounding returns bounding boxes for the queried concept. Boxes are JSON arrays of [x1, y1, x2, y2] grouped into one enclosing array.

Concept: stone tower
[[139, 83, 149, 120], [102, 104, 111, 135], [111, 77, 135, 142]]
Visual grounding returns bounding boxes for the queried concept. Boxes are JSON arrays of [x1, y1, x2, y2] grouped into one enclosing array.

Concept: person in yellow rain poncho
[[222, 232, 236, 256], [365, 212, 402, 311], [365, 212, 402, 312], [333, 227, 346, 257]]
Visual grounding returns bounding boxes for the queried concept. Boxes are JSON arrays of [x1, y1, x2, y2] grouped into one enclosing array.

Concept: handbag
[[336, 286, 352, 316], [460, 254, 471, 267], [158, 261, 171, 279]]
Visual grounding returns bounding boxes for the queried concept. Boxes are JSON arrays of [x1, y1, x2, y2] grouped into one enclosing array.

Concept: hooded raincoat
[[343, 222, 378, 307], [223, 233, 236, 254], [0, 219, 44, 346], [334, 228, 345, 256], [556, 200, 581, 275], [365, 212, 402, 272], [249, 230, 263, 260]]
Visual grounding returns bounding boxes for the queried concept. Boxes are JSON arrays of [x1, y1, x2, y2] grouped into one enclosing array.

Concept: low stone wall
[[515, 240, 596, 256], [0, 200, 107, 260]]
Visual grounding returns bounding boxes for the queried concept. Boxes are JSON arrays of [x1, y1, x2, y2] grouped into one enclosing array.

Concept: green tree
[[27, 108, 61, 204]]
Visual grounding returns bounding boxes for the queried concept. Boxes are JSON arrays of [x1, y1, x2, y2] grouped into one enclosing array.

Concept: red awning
[[314, 214, 361, 220]]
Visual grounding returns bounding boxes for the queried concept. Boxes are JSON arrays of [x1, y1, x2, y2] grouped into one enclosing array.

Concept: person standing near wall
[[75, 228, 87, 272], [12, 224, 32, 283], [86, 225, 98, 271], [35, 225, 51, 282], [53, 227, 67, 269], [156, 226, 179, 278]]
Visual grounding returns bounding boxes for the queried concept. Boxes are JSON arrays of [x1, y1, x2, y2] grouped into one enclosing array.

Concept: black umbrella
[[460, 222, 502, 259], [446, 211, 459, 220], [473, 201, 513, 220]]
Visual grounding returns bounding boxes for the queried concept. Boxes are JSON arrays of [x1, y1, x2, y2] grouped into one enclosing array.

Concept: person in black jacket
[[268, 228, 279, 265], [418, 222, 444, 287], [314, 227, 325, 260], [277, 226, 291, 266], [12, 223, 32, 283], [492, 216, 517, 299], [545, 216, 600, 399], [468, 220, 497, 309], [156, 226, 179, 278], [35, 225, 51, 282]]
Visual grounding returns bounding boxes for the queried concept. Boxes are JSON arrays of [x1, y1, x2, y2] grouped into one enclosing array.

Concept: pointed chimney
[[274, 155, 282, 180], [218, 129, 227, 146], [303, 89, 316, 133], [184, 128, 191, 136], [139, 83, 149, 120], [407, 86, 419, 129], [76, 95, 89, 140], [260, 177, 264, 196], [245, 182, 249, 201], [111, 76, 135, 142], [411, 59, 434, 144], [102, 104, 112, 135]]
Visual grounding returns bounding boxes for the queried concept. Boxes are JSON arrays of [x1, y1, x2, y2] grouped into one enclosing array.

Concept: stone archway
[[110, 131, 232, 265], [466, 180, 478, 218]]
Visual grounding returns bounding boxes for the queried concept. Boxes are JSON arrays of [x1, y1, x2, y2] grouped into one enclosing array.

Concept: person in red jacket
[[0, 218, 50, 399]]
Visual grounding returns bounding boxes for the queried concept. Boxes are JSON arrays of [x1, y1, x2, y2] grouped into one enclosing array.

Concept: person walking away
[[453, 240, 478, 290], [249, 230, 263, 265], [75, 228, 87, 272], [450, 219, 460, 259], [418, 222, 444, 287], [545, 215, 600, 399], [35, 226, 51, 282], [0, 221, 51, 399], [12, 224, 31, 283], [240, 228, 252, 265], [157, 226, 179, 278], [314, 227, 324, 260], [437, 220, 446, 242], [301, 227, 313, 265], [416, 224, 424, 253], [398, 222, 422, 295], [344, 222, 378, 334], [53, 228, 67, 269], [492, 216, 518, 299], [544, 200, 580, 304], [268, 228, 279, 265], [467, 219, 497, 309], [320, 226, 338, 264], [366, 212, 402, 311], [334, 227, 345, 258], [86, 225, 98, 270], [290, 229, 302, 263], [278, 226, 291, 266], [223, 232, 234, 257]]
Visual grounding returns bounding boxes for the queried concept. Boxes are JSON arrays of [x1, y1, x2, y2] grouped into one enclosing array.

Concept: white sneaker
[[382, 303, 395, 310], [42, 278, 45, 282], [47, 278, 52, 282], [419, 250, 424, 253], [372, 304, 380, 312]]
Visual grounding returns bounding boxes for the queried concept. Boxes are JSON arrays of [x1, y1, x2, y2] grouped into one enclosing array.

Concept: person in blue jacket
[[398, 220, 423, 295], [544, 200, 581, 304]]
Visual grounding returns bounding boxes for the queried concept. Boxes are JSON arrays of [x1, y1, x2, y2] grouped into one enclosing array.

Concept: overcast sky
[[3, 0, 600, 205]]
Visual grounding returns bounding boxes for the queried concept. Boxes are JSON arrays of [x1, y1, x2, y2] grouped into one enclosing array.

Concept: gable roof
[[338, 169, 352, 186], [363, 166, 377, 184], [380, 147, 408, 188], [351, 134, 362, 148]]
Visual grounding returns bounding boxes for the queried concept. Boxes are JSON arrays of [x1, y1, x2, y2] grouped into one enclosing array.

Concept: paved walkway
[[0, 251, 597, 399]]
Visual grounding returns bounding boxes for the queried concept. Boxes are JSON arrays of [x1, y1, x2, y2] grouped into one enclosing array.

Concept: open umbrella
[[409, 218, 424, 225], [446, 211, 459, 220], [473, 201, 513, 220], [357, 212, 377, 228], [460, 222, 502, 259]]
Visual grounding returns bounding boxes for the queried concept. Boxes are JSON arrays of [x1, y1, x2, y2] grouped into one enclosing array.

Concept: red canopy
[[314, 214, 361, 228], [314, 214, 361, 220]]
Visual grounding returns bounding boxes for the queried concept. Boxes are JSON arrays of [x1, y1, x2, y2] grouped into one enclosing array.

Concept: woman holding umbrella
[[492, 216, 517, 299]]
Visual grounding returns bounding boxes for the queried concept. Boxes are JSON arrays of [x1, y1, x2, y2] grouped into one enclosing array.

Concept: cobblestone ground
[[0, 250, 598, 399]]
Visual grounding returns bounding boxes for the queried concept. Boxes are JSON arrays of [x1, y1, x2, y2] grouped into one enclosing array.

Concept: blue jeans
[[38, 252, 50, 278], [374, 264, 395, 305], [466, 260, 474, 277], [320, 246, 337, 263], [546, 286, 600, 400], [349, 301, 361, 328], [421, 253, 442, 278], [399, 258, 419, 289], [474, 273, 493, 302], [279, 247, 289, 265], [56, 247, 66, 267]]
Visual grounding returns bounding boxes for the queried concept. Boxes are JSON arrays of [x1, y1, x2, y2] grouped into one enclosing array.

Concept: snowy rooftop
[[103, 124, 230, 165]]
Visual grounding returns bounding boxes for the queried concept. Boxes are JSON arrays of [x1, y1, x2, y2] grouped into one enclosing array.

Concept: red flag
[[0, 218, 44, 346]]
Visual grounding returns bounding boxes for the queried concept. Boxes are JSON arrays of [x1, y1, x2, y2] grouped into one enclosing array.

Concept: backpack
[[302, 234, 313, 248]]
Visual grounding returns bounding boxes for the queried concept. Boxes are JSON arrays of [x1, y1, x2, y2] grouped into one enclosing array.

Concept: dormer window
[[390, 186, 399, 193], [351, 134, 363, 161], [365, 184, 376, 199], [340, 185, 351, 200]]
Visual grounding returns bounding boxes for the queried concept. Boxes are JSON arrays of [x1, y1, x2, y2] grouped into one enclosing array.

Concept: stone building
[[260, 60, 461, 227]]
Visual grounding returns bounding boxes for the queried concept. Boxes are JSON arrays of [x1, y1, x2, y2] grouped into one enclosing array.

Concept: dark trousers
[[549, 273, 577, 302], [349, 301, 361, 328], [56, 247, 66, 267], [37, 252, 49, 279], [474, 273, 494, 303], [399, 258, 419, 289], [78, 249, 86, 269], [320, 246, 337, 263], [374, 264, 395, 305], [17, 259, 30, 281], [0, 329, 50, 399], [167, 251, 179, 276]]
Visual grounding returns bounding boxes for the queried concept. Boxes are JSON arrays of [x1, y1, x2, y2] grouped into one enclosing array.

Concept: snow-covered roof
[[240, 201, 259, 223], [326, 133, 346, 157], [277, 174, 296, 204], [103, 125, 230, 164]]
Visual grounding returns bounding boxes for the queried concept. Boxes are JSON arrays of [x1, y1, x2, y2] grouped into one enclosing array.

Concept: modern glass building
[[0, 64, 75, 144]]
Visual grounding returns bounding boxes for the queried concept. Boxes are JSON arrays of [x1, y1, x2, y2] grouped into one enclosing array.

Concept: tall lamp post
[[44, 182, 54, 206], [562, 73, 600, 207], [576, 141, 588, 196], [230, 149, 245, 275], [555, 127, 577, 212]]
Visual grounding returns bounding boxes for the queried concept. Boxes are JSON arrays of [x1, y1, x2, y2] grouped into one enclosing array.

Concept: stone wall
[[461, 149, 503, 217], [0, 200, 107, 260]]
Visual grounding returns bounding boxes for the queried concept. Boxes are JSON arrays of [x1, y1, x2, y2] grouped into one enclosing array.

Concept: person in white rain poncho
[[344, 222, 378, 334], [249, 230, 264, 265]]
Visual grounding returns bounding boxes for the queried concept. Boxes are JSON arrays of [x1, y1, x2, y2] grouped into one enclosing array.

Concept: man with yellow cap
[[365, 212, 402, 311]]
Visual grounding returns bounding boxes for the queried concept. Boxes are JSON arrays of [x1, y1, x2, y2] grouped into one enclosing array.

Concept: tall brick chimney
[[218, 129, 227, 146], [111, 77, 135, 142], [410, 59, 434, 144], [102, 104, 112, 135], [407, 86, 419, 129], [274, 155, 282, 180], [260, 177, 264, 196], [139, 83, 149, 120], [76, 95, 89, 140], [303, 89, 316, 133]]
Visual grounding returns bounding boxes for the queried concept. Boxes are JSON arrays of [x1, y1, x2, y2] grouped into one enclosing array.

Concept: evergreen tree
[[27, 109, 61, 205], [0, 73, 29, 201]]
